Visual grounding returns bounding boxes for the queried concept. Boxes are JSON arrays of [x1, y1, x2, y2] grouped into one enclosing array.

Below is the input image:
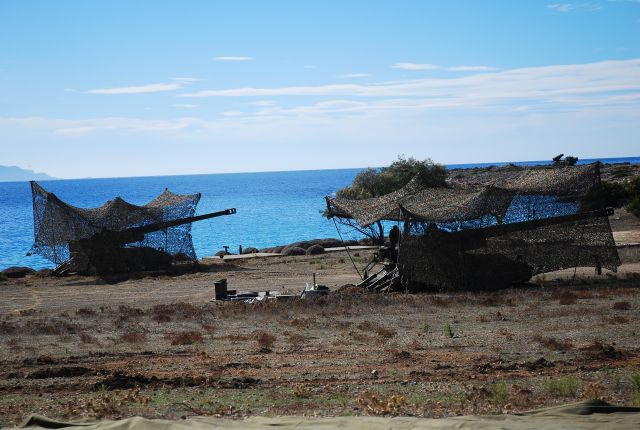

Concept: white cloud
[[303, 65, 318, 69], [88, 78, 197, 95], [179, 59, 640, 109], [607, 0, 640, 4], [215, 56, 253, 61], [448, 65, 499, 72], [221, 111, 244, 116], [173, 104, 198, 109], [392, 62, 440, 70], [547, 3, 602, 12], [181, 84, 363, 97], [249, 100, 277, 106], [339, 73, 372, 78]]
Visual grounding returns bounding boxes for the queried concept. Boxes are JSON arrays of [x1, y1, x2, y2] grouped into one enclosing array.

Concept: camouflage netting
[[327, 164, 620, 290], [29, 181, 201, 265]]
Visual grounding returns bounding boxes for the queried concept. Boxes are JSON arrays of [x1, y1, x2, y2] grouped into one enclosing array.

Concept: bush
[[628, 195, 640, 217], [282, 246, 305, 256], [613, 301, 632, 311], [168, 331, 203, 345], [256, 331, 276, 350], [581, 182, 630, 210], [119, 332, 146, 343], [630, 373, 640, 406], [306, 244, 325, 255], [242, 247, 259, 254], [543, 376, 580, 398]]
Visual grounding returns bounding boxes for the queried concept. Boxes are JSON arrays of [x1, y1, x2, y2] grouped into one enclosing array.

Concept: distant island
[[0, 165, 57, 182]]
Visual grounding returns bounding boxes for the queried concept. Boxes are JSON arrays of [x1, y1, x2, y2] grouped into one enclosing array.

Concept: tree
[[327, 156, 447, 243]]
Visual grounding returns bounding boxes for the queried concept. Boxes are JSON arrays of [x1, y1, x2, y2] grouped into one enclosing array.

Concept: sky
[[0, 0, 639, 179]]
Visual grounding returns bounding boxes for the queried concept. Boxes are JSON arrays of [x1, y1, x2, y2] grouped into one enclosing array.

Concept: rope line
[[332, 217, 363, 280]]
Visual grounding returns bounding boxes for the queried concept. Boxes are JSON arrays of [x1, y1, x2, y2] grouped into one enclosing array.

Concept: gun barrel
[[453, 207, 613, 250], [128, 208, 237, 236]]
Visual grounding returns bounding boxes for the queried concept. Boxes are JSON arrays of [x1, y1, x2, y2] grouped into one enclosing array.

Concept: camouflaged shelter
[[327, 163, 620, 290]]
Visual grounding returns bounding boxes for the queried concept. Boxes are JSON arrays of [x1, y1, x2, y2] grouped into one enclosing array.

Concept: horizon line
[[7, 154, 640, 183]]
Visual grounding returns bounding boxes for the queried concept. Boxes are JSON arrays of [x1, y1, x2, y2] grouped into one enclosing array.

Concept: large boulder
[[282, 246, 306, 256], [306, 244, 325, 255], [2, 266, 36, 279]]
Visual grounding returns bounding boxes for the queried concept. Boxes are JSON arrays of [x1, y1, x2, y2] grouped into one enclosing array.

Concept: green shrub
[[627, 195, 640, 217], [624, 176, 640, 196], [0, 273, 7, 282], [543, 376, 580, 398], [419, 321, 430, 333], [630, 373, 640, 406], [581, 182, 630, 210], [491, 382, 508, 409], [444, 323, 454, 338]]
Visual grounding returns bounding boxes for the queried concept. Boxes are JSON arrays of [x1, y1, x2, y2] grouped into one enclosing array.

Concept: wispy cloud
[[547, 3, 602, 12], [88, 78, 197, 95], [180, 59, 640, 106], [448, 65, 498, 72], [215, 56, 253, 61], [607, 0, 640, 4], [392, 63, 496, 72], [392, 62, 440, 70], [339, 73, 372, 78], [248, 100, 277, 106], [173, 103, 198, 109]]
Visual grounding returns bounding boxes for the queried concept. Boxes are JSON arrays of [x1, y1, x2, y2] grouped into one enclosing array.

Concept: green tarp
[[12, 401, 640, 430]]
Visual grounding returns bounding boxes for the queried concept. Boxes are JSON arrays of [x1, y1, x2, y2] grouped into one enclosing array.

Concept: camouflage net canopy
[[29, 181, 201, 266], [327, 164, 620, 290]]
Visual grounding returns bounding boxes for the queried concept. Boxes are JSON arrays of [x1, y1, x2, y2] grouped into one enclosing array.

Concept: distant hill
[[0, 165, 57, 182]]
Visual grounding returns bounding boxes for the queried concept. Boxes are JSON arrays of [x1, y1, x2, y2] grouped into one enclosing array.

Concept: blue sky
[[1, 0, 639, 178]]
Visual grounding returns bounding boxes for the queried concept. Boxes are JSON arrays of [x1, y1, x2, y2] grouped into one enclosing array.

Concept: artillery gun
[[28, 181, 237, 279], [67, 209, 236, 276], [356, 207, 615, 292], [326, 164, 620, 292]]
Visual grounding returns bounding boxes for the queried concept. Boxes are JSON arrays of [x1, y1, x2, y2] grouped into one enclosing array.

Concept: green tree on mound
[[581, 175, 640, 217], [326, 156, 447, 243]]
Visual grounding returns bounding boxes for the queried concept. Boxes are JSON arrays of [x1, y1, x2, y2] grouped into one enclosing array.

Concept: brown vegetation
[[0, 250, 639, 426]]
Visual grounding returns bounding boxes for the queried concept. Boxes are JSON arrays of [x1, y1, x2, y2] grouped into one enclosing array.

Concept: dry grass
[[532, 335, 574, 351], [613, 301, 632, 311], [78, 331, 99, 344], [167, 330, 204, 345], [357, 392, 407, 415], [119, 332, 146, 344], [557, 291, 578, 305], [1, 255, 639, 426], [256, 331, 276, 350], [76, 308, 96, 317], [356, 321, 396, 338]]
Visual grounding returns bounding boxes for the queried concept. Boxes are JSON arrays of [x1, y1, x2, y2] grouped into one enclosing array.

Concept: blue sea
[[1, 156, 638, 270]]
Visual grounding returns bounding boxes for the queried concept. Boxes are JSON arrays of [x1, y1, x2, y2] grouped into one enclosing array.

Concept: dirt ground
[[1, 212, 640, 427]]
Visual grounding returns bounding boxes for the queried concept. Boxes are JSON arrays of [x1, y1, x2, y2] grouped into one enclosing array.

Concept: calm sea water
[[1, 156, 638, 270]]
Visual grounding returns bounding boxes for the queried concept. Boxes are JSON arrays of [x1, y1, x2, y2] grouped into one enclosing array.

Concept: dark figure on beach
[[389, 225, 400, 248]]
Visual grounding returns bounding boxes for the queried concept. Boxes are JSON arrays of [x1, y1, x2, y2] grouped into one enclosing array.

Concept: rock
[[2, 266, 36, 278], [259, 245, 284, 253], [282, 246, 306, 256], [305, 244, 325, 255], [35, 269, 52, 278], [242, 247, 259, 254]]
